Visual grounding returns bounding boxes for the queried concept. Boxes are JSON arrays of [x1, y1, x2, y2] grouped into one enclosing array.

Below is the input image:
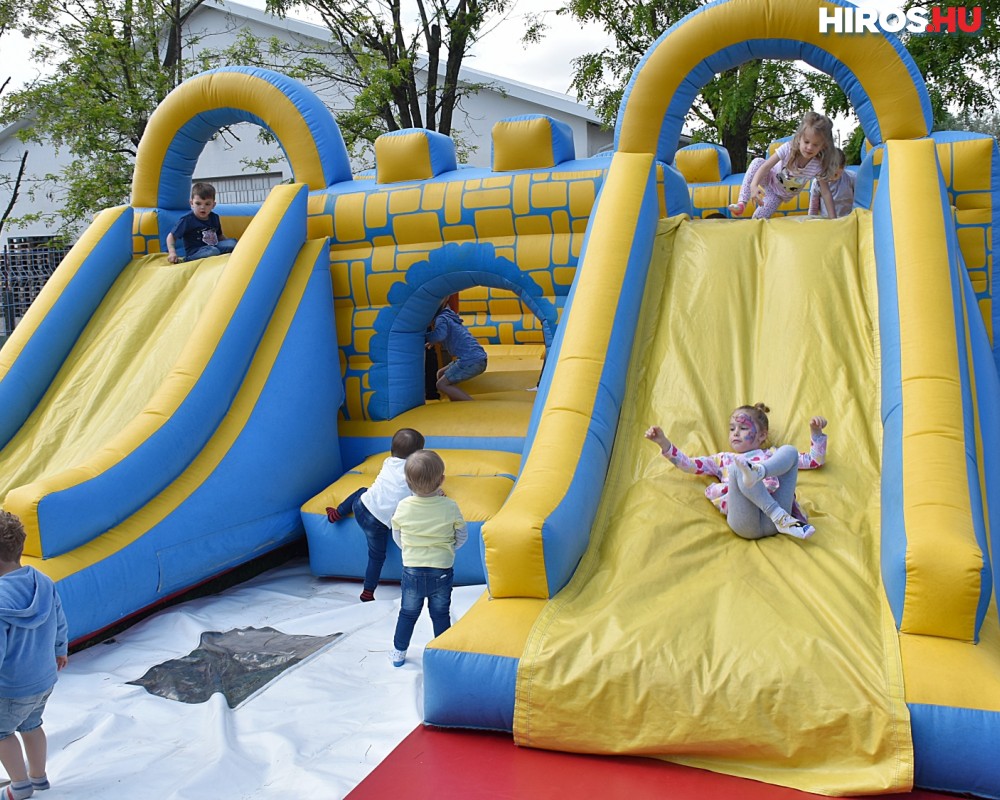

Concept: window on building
[[197, 173, 285, 205]]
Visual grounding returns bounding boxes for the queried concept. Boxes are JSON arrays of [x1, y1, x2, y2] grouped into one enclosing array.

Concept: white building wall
[[0, 120, 78, 240], [1, 0, 610, 243]]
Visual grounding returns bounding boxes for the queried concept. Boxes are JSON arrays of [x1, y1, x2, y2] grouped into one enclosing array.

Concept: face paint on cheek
[[732, 414, 756, 440]]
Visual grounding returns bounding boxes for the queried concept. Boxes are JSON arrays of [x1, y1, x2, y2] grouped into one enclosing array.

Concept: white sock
[[769, 509, 815, 539], [733, 455, 766, 488]]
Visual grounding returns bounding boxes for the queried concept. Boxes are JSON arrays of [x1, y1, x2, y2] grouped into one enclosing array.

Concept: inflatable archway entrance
[[615, 0, 932, 163], [132, 66, 352, 209], [366, 243, 558, 420]]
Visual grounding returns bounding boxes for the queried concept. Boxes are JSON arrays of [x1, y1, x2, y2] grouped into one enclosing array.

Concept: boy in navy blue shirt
[[0, 511, 68, 799], [166, 182, 238, 263]]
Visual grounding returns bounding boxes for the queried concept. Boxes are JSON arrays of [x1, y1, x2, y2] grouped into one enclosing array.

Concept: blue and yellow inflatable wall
[[420, 1, 1000, 798], [1, 0, 999, 796]]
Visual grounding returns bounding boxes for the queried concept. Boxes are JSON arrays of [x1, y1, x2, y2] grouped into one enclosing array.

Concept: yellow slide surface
[[0, 254, 226, 500], [514, 213, 914, 794]]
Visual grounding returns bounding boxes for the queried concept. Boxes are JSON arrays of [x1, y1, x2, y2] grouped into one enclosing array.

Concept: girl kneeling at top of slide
[[729, 111, 837, 220]]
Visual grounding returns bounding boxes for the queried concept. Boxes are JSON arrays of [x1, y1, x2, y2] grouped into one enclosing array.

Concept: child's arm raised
[[799, 415, 828, 469], [645, 426, 722, 478], [644, 425, 672, 452]]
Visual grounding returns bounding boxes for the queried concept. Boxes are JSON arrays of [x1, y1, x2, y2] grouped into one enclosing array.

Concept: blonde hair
[[404, 450, 445, 496], [787, 111, 836, 178]]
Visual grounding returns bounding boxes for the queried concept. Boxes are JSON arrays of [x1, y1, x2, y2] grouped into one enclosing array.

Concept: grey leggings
[[725, 445, 799, 540], [739, 157, 790, 219]]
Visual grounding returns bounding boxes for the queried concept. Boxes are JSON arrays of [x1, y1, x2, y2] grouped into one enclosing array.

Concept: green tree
[[938, 109, 1000, 139], [531, 0, 839, 172], [230, 0, 511, 162], [899, 2, 1000, 127], [525, 0, 701, 136], [0, 0, 211, 232], [0, 149, 28, 243], [815, 3, 1000, 158], [689, 61, 833, 171]]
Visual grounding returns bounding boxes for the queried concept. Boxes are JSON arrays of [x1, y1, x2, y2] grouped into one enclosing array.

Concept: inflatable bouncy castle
[[1, 0, 999, 796]]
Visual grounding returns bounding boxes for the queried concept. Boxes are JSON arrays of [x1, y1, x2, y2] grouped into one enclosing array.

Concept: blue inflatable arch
[[132, 67, 352, 210], [615, 0, 933, 163], [366, 243, 558, 420]]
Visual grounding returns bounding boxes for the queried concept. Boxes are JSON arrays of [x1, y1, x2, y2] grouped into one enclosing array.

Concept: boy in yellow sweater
[[388, 450, 466, 667]]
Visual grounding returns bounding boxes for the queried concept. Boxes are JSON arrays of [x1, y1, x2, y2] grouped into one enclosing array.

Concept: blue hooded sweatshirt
[[0, 566, 68, 698], [426, 307, 487, 364]]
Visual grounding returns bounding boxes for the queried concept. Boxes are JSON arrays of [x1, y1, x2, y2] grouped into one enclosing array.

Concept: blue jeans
[[339, 488, 389, 592], [443, 358, 487, 384], [0, 688, 52, 739], [393, 566, 454, 651], [186, 238, 237, 261]]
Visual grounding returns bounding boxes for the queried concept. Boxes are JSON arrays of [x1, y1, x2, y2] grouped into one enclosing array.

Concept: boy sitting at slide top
[[166, 182, 238, 263]]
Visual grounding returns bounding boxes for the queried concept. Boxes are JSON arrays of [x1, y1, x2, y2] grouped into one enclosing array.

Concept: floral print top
[[660, 433, 827, 519]]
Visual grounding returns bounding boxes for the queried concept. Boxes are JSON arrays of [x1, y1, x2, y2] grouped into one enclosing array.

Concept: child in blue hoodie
[[425, 300, 488, 401], [0, 511, 68, 800]]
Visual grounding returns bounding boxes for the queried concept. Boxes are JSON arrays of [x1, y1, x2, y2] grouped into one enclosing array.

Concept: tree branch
[[0, 150, 29, 235]]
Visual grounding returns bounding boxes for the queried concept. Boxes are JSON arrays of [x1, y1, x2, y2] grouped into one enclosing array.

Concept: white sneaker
[[390, 648, 407, 667], [772, 512, 815, 539], [733, 455, 766, 488]]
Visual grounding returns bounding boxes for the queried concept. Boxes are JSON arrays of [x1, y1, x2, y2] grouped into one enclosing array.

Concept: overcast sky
[[1, 2, 607, 97], [2, 0, 882, 139], [3, 1, 889, 96], [467, 6, 612, 95]]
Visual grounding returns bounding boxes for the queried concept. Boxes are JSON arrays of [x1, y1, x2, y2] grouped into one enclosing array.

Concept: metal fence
[[1, 236, 73, 339]]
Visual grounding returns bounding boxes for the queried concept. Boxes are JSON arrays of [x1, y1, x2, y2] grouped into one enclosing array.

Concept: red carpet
[[348, 726, 960, 799]]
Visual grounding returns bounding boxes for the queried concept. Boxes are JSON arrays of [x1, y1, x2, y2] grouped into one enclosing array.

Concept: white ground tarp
[[4, 559, 482, 799]]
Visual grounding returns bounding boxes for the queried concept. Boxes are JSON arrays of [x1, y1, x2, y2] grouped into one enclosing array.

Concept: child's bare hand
[[810, 416, 828, 434], [167, 253, 180, 264], [644, 425, 671, 450], [56, 655, 68, 670]]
